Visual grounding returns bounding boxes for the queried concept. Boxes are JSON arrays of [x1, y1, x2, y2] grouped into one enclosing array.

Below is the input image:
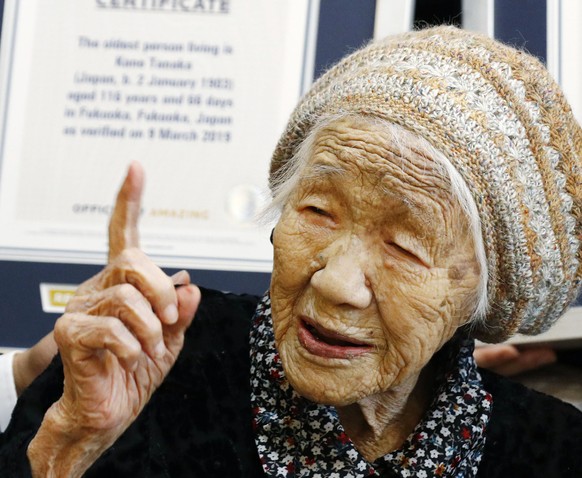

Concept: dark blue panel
[[314, 0, 376, 80], [0, 260, 270, 348], [494, 0, 547, 63]]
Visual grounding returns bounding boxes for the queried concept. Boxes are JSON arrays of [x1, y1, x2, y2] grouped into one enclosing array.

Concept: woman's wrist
[[27, 401, 117, 478]]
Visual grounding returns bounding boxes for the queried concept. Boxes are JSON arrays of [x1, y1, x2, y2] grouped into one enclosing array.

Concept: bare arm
[[12, 332, 58, 397], [474, 344, 557, 376]]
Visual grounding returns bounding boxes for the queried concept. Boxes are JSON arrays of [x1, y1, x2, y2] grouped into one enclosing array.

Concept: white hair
[[264, 114, 489, 325]]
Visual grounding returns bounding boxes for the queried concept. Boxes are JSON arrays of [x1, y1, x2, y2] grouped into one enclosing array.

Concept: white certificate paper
[[0, 0, 318, 271]]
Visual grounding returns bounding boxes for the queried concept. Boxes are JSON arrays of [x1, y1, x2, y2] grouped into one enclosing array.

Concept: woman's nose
[[310, 246, 372, 309]]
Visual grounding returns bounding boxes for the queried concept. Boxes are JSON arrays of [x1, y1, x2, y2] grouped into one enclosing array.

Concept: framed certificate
[[0, 0, 319, 273]]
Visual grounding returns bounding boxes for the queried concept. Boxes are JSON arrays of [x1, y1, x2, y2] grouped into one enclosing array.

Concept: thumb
[[164, 284, 200, 355]]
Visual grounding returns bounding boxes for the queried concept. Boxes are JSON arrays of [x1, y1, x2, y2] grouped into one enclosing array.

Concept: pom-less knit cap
[[270, 26, 582, 343]]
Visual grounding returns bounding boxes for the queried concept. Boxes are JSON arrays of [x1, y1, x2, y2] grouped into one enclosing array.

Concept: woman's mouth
[[297, 317, 372, 359]]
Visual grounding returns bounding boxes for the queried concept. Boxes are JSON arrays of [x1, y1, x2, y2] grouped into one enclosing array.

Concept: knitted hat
[[270, 26, 582, 343]]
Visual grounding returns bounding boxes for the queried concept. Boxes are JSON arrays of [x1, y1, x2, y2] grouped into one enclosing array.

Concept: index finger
[[108, 161, 144, 262]]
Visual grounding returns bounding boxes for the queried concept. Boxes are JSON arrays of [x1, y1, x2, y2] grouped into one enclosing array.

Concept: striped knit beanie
[[270, 26, 582, 343]]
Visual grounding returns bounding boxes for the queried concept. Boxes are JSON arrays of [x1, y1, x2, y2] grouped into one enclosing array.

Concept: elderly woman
[[1, 26, 581, 477]]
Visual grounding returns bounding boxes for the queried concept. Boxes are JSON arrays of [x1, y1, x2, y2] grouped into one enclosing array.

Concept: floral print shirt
[[250, 294, 492, 478]]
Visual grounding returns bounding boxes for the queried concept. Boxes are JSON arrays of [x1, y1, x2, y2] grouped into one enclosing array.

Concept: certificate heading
[[95, 0, 231, 14]]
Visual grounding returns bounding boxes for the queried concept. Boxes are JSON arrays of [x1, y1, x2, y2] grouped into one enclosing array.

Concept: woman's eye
[[307, 206, 328, 216], [385, 242, 427, 267], [300, 205, 335, 227]]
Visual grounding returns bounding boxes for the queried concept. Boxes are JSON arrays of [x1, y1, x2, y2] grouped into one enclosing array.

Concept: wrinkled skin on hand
[[55, 256, 199, 432], [27, 163, 200, 477]]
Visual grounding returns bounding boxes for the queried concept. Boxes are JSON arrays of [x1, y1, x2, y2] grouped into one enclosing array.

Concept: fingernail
[[164, 303, 179, 324], [154, 340, 166, 358], [171, 270, 189, 285]]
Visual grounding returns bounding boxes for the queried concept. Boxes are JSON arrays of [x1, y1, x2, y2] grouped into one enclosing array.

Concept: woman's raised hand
[[27, 162, 201, 478]]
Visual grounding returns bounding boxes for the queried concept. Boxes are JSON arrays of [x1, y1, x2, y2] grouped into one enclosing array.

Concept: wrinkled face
[[270, 117, 480, 406]]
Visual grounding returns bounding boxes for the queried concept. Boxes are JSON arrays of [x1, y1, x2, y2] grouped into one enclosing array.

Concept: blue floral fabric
[[250, 294, 492, 477]]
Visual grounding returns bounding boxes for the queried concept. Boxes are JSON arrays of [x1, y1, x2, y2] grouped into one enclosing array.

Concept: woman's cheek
[[274, 234, 320, 289], [272, 306, 293, 345]]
